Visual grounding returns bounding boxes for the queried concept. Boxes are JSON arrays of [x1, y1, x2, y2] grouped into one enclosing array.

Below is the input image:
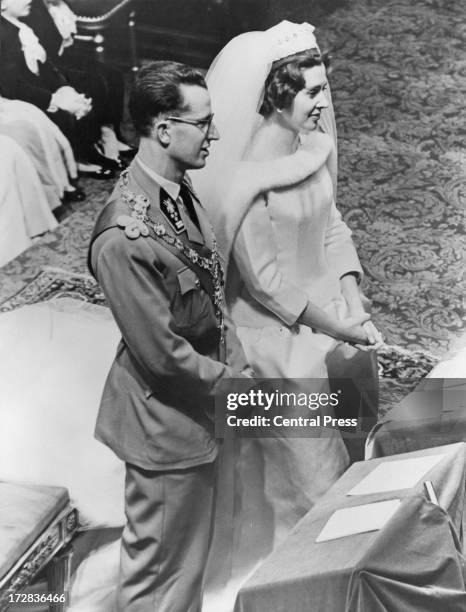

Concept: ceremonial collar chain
[[117, 169, 226, 340]]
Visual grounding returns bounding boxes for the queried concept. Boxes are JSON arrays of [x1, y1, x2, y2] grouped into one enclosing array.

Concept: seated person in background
[[0, 133, 58, 267], [0, 96, 84, 207], [0, 0, 123, 178], [28, 0, 77, 57], [24, 0, 132, 161]]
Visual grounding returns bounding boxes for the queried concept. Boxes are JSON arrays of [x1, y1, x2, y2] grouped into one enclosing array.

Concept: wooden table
[[0, 483, 78, 612]]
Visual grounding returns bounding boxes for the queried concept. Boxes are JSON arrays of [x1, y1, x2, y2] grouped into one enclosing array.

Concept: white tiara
[[267, 21, 320, 62]]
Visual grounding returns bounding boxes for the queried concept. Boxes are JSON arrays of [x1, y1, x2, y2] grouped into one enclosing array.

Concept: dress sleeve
[[233, 195, 309, 326], [325, 199, 363, 281]]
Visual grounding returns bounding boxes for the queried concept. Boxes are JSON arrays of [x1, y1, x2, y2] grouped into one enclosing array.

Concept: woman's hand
[[353, 321, 384, 351], [298, 302, 371, 345], [338, 276, 383, 350], [74, 95, 92, 120], [333, 312, 371, 345], [51, 87, 92, 118]]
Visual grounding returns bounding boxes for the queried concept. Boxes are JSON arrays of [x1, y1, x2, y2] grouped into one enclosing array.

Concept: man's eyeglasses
[[165, 114, 215, 134]]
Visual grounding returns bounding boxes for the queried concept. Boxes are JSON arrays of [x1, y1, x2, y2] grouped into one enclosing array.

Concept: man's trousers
[[117, 461, 216, 612]]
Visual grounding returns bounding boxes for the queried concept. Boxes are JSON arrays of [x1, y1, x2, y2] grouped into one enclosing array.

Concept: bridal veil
[[192, 20, 338, 263]]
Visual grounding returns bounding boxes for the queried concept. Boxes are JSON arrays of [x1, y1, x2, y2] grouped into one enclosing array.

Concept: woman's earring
[[276, 108, 283, 114]]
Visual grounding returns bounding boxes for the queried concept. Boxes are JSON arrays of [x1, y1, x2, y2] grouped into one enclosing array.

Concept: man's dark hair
[[128, 61, 207, 137], [259, 50, 330, 117]]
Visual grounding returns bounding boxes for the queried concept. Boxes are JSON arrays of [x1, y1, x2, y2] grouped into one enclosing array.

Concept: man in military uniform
[[88, 61, 251, 612]]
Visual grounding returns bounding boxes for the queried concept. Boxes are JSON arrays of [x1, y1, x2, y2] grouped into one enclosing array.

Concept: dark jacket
[[24, 0, 64, 62], [89, 159, 249, 470], [0, 15, 66, 111]]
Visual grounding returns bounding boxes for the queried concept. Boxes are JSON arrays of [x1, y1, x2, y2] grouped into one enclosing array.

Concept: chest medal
[[160, 189, 186, 235]]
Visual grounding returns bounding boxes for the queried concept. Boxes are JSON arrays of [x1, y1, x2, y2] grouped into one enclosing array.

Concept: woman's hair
[[259, 49, 330, 117], [128, 60, 207, 137]]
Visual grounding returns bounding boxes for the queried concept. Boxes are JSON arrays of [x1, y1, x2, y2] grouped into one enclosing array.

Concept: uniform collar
[[136, 157, 180, 201], [128, 157, 211, 248]]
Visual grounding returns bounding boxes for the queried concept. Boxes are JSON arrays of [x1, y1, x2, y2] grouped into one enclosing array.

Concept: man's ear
[[152, 120, 171, 146]]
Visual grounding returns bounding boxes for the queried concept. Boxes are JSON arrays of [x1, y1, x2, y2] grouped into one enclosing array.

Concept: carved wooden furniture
[[67, 0, 138, 71], [0, 482, 78, 612]]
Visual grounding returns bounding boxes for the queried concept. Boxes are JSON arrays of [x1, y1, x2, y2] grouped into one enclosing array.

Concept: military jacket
[[89, 159, 248, 470]]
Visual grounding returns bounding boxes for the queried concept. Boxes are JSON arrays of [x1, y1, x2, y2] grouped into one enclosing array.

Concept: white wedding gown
[[203, 160, 364, 612]]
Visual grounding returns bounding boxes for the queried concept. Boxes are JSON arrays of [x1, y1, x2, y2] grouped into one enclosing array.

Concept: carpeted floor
[[0, 0, 464, 365], [316, 0, 465, 357], [0, 267, 436, 395]]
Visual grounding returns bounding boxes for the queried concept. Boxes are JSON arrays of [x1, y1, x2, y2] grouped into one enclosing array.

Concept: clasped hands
[[51, 86, 92, 119], [337, 311, 383, 351]]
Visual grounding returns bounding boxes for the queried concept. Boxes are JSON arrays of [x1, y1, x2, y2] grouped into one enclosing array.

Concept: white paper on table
[[315, 499, 401, 542], [346, 454, 446, 496]]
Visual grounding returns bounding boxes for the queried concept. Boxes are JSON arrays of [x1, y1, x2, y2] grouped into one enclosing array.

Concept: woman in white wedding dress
[[192, 21, 382, 610]]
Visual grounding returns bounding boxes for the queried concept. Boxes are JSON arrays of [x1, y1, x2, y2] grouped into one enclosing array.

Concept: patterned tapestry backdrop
[[0, 0, 464, 362]]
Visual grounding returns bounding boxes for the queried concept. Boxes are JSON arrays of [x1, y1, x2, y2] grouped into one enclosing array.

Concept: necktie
[[179, 183, 201, 230]]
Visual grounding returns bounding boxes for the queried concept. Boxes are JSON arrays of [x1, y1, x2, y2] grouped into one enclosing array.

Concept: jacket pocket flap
[[177, 267, 200, 294]]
